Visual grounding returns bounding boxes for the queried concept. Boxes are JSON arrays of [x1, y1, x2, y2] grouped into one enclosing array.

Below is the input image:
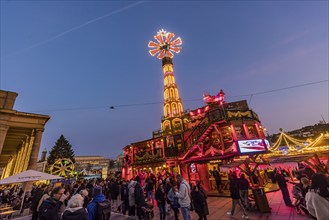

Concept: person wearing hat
[[87, 185, 110, 220]]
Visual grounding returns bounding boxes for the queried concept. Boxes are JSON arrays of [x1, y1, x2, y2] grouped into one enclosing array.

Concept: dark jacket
[[83, 196, 91, 208], [229, 177, 240, 199], [145, 180, 154, 192], [31, 188, 44, 212], [134, 183, 146, 207], [121, 183, 129, 210], [213, 170, 221, 181], [238, 177, 250, 190], [155, 188, 166, 205], [38, 197, 63, 220], [62, 207, 88, 220], [110, 182, 120, 200], [121, 183, 129, 201], [275, 173, 288, 188], [191, 188, 209, 217], [164, 182, 171, 195]]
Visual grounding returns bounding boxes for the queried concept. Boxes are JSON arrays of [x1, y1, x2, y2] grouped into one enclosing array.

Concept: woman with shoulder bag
[[155, 183, 166, 220], [191, 181, 209, 220], [167, 182, 179, 220]]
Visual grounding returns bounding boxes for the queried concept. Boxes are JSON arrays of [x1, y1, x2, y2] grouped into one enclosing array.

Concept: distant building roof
[[75, 156, 110, 160]]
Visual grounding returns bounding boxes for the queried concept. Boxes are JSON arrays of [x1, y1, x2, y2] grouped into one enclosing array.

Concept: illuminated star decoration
[[148, 29, 182, 59]]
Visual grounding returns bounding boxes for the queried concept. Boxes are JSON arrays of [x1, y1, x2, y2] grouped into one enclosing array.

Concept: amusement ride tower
[[148, 29, 186, 134]]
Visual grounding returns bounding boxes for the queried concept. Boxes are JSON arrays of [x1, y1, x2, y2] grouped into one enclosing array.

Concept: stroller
[[292, 184, 311, 217], [141, 202, 154, 219]]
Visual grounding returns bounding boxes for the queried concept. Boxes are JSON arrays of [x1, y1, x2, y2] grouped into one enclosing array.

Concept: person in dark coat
[[134, 182, 146, 220], [110, 179, 120, 211], [31, 185, 46, 220], [227, 172, 248, 219], [164, 178, 172, 213], [155, 183, 166, 220], [145, 178, 155, 204], [62, 194, 87, 220], [275, 170, 293, 207], [238, 174, 250, 209], [135, 175, 142, 184], [191, 182, 209, 220], [212, 167, 222, 193], [120, 180, 129, 214], [38, 186, 68, 220]]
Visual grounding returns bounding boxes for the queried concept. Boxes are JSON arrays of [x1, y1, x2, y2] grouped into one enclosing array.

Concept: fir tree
[[47, 134, 75, 167]]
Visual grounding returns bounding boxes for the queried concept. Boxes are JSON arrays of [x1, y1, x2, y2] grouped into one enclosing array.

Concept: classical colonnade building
[[0, 90, 50, 179]]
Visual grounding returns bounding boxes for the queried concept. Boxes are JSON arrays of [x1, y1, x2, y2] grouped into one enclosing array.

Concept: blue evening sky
[[1, 1, 328, 159]]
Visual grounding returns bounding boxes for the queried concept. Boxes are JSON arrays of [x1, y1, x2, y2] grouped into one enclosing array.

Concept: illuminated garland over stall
[[135, 150, 162, 161], [269, 130, 329, 155]]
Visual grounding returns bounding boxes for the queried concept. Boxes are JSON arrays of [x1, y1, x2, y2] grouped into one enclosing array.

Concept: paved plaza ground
[[150, 188, 308, 220]]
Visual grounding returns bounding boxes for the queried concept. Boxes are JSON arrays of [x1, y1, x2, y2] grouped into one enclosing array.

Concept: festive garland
[[135, 149, 161, 161], [227, 111, 252, 119]]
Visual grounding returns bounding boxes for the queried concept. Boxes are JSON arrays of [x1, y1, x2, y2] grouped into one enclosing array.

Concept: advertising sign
[[237, 139, 268, 154]]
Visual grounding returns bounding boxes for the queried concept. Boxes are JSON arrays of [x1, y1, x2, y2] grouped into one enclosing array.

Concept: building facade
[[75, 156, 111, 179], [122, 97, 268, 190], [122, 30, 268, 190], [0, 90, 50, 179]]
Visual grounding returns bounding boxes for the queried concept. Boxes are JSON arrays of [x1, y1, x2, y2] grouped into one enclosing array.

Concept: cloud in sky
[[4, 1, 145, 58]]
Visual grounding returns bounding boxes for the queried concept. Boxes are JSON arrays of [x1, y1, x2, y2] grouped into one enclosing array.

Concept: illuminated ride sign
[[148, 29, 182, 59], [237, 139, 269, 155]]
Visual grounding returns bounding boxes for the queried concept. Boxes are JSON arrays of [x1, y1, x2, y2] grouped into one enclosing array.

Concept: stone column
[[24, 129, 44, 192], [16, 147, 24, 173], [13, 152, 20, 175], [0, 124, 9, 155], [27, 129, 44, 170], [24, 137, 34, 171]]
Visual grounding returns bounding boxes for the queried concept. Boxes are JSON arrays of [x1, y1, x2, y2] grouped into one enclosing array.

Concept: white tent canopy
[[0, 169, 63, 185]]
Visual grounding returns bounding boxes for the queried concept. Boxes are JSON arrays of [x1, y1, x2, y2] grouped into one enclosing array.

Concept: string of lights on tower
[[148, 29, 188, 135]]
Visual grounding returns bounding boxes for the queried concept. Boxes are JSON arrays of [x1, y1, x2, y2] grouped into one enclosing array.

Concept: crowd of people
[[0, 168, 328, 220]]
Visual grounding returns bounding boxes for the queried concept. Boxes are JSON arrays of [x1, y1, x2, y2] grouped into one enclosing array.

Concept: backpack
[[96, 200, 111, 220]]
